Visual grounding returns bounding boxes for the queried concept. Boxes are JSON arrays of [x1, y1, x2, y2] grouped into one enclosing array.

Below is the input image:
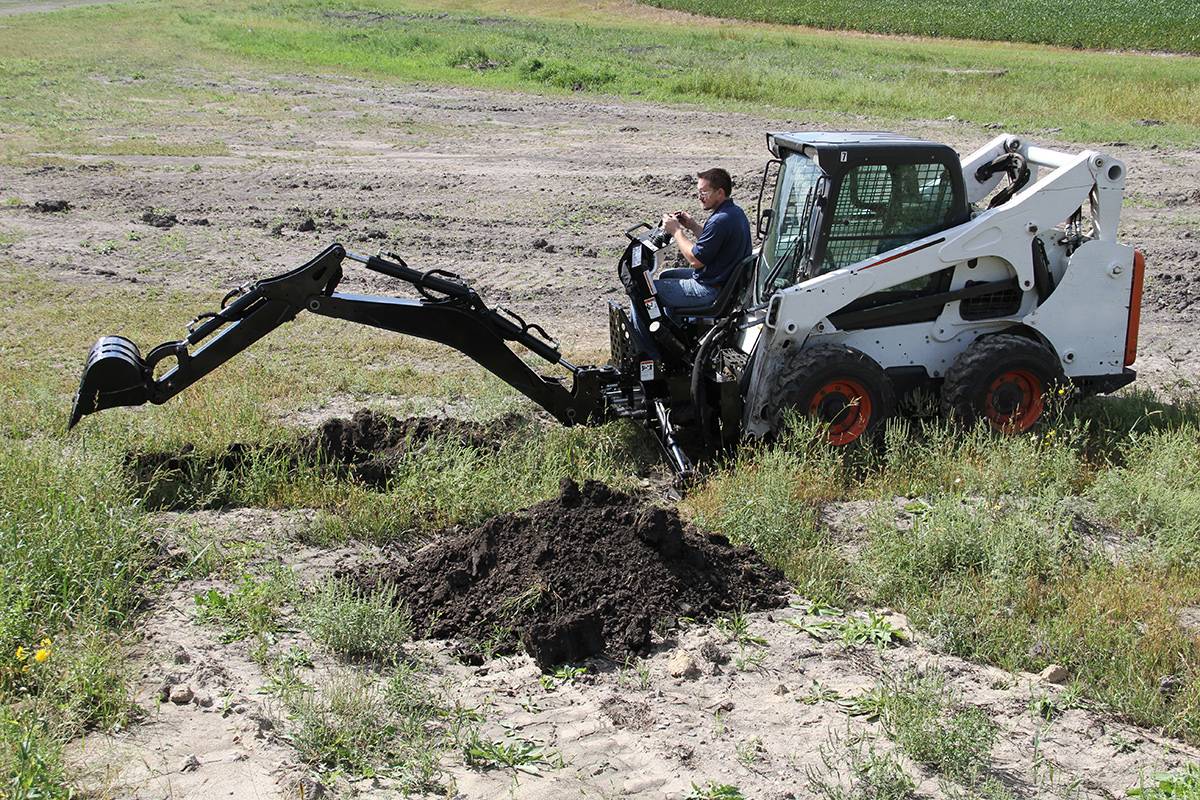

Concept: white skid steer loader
[[71, 131, 1142, 478]]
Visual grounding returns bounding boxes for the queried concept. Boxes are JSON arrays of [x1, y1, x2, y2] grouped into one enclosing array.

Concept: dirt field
[[5, 70, 1200, 797], [3, 73, 1198, 381]]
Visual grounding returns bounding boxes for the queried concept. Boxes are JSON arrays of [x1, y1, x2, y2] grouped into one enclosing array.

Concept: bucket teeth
[[68, 336, 151, 428]]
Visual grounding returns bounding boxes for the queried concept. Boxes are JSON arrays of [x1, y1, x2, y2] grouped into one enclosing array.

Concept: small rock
[[698, 639, 729, 665], [33, 199, 69, 213], [1138, 118, 1164, 127], [196, 694, 214, 709], [179, 754, 200, 773], [1039, 664, 1069, 684], [619, 125, 639, 132], [172, 647, 191, 665], [297, 776, 326, 799], [581, 247, 598, 258], [189, 217, 210, 226], [141, 210, 178, 228], [531, 237, 549, 249], [169, 685, 194, 705], [667, 650, 700, 680], [297, 217, 317, 232], [364, 228, 387, 240], [774, 683, 790, 695]]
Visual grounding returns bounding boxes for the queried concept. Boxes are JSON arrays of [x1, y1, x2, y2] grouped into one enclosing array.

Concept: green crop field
[[639, 0, 1200, 54]]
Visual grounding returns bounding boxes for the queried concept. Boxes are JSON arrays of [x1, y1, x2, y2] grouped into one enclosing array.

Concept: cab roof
[[767, 131, 961, 170]]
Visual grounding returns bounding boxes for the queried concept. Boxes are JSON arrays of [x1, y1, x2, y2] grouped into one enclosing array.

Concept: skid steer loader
[[70, 132, 1144, 476]]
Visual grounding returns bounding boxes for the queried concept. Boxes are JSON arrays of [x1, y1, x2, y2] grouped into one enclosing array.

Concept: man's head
[[696, 168, 732, 212]]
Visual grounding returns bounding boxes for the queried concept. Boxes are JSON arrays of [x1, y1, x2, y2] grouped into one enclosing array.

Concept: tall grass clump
[[0, 436, 154, 795], [303, 579, 412, 662], [125, 418, 656, 541], [278, 668, 451, 790], [689, 418, 849, 604], [861, 492, 1200, 737], [865, 415, 1085, 500], [1089, 424, 1200, 566], [0, 437, 150, 671], [878, 669, 997, 787]]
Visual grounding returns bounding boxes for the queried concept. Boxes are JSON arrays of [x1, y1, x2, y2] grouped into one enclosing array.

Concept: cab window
[[822, 161, 956, 277]]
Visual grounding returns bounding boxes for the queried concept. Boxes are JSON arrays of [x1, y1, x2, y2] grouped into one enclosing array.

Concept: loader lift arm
[[69, 244, 617, 429]]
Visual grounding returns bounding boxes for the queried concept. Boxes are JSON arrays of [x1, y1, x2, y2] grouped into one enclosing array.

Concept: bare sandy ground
[[68, 505, 1200, 799]]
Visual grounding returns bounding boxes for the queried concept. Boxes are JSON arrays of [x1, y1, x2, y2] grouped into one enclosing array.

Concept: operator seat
[[671, 251, 758, 327]]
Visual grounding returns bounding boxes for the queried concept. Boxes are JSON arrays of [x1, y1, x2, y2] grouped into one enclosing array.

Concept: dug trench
[[125, 408, 533, 509]]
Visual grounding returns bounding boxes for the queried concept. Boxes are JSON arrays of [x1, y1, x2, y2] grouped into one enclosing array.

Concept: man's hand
[[661, 213, 682, 236], [673, 210, 702, 236]]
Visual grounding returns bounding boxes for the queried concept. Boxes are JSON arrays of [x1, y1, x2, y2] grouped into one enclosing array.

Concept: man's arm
[[662, 214, 705, 270]]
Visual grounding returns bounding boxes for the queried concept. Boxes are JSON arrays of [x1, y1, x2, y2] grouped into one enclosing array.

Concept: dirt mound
[[352, 479, 788, 669], [128, 410, 532, 508]]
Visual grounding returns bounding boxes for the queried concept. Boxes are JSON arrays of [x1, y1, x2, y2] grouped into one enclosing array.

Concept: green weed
[[461, 731, 562, 774], [878, 669, 997, 786], [1128, 764, 1200, 798], [193, 566, 298, 642], [683, 781, 746, 800], [806, 730, 916, 800], [302, 579, 412, 663]]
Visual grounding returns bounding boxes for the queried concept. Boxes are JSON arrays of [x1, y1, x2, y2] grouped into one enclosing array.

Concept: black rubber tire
[[766, 343, 896, 445], [940, 333, 1065, 431]]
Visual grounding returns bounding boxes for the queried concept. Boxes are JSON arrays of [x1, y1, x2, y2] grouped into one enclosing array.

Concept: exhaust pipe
[[68, 335, 152, 428]]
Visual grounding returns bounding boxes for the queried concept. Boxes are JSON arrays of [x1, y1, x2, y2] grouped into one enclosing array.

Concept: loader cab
[[755, 132, 970, 320]]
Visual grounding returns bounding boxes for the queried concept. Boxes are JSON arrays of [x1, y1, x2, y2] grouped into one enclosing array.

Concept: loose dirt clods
[[352, 478, 789, 668]]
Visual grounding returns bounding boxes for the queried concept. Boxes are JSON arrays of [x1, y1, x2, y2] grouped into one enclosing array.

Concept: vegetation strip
[[0, 0, 1197, 153], [637, 0, 1200, 55]]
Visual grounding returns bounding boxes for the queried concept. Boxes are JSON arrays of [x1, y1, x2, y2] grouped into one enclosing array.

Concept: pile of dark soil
[[352, 479, 788, 669], [127, 409, 532, 508]]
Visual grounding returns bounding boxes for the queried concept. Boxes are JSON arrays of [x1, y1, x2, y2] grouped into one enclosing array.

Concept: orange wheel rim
[[984, 368, 1044, 432], [809, 378, 873, 445]]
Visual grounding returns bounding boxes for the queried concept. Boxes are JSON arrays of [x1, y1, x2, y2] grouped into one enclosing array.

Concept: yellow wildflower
[[34, 648, 49, 663], [15, 646, 27, 661], [40, 638, 51, 648]]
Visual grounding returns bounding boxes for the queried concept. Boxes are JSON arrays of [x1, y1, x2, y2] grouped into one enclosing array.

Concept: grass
[[879, 669, 998, 787], [806, 731, 916, 800], [302, 579, 413, 662], [690, 400, 1200, 742], [0, 0, 1195, 153], [638, 0, 1200, 54]]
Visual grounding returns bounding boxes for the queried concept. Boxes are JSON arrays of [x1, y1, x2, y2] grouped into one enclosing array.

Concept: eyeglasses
[[697, 188, 713, 197]]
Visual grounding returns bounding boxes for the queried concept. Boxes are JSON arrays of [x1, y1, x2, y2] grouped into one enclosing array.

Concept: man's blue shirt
[[691, 198, 752, 287]]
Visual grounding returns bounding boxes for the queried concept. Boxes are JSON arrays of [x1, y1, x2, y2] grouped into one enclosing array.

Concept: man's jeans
[[629, 268, 721, 360]]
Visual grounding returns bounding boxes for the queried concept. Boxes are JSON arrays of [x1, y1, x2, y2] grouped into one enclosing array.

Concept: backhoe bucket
[[68, 336, 152, 428]]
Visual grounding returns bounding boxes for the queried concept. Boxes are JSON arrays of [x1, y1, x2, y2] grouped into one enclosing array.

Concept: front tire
[[941, 333, 1065, 432], [767, 344, 896, 446]]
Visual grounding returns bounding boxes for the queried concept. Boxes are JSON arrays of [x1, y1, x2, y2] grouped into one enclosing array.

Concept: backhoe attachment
[[69, 244, 618, 430]]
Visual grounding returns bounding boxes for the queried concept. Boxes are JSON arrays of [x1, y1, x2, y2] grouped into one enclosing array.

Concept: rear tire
[[767, 344, 895, 446], [941, 333, 1065, 432]]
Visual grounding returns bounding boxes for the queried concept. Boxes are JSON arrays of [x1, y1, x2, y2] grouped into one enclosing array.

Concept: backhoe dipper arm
[[69, 244, 613, 429]]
